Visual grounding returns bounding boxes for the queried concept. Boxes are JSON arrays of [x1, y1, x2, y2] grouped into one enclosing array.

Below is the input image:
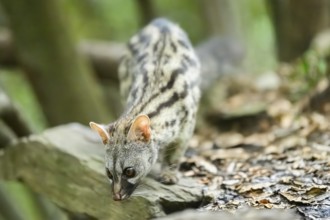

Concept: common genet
[[90, 18, 200, 201]]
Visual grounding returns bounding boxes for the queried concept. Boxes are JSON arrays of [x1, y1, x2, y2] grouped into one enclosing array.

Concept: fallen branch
[[80, 40, 125, 81], [0, 30, 244, 86], [0, 30, 124, 80]]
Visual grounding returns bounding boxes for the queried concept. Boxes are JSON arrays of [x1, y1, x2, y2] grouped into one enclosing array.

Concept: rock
[[155, 208, 300, 220], [254, 71, 281, 91], [196, 37, 245, 90], [0, 124, 209, 220]]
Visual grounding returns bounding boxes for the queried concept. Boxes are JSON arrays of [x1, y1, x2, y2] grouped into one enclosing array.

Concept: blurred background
[[1, 0, 330, 219], [2, 0, 330, 133], [0, 0, 278, 133]]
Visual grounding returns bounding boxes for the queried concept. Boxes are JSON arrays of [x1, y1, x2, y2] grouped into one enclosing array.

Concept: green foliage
[[287, 50, 327, 101], [297, 51, 327, 88], [291, 50, 327, 94]]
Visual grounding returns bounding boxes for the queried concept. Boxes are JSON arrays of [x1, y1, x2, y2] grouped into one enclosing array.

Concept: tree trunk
[[135, 0, 156, 26], [199, 0, 241, 37], [268, 0, 330, 62], [0, 0, 110, 126]]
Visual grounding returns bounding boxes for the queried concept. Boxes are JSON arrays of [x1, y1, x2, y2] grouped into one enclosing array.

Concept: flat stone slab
[[0, 124, 208, 219]]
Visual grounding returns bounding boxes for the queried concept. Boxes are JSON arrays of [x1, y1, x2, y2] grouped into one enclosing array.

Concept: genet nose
[[113, 193, 122, 201]]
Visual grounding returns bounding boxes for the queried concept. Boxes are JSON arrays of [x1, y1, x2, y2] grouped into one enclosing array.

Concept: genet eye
[[106, 168, 113, 180], [124, 167, 136, 178]]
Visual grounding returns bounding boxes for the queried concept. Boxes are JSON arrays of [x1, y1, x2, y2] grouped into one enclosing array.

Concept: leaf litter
[[180, 73, 330, 219]]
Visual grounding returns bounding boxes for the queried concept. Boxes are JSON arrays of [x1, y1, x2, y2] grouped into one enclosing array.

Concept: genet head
[[89, 114, 157, 201]]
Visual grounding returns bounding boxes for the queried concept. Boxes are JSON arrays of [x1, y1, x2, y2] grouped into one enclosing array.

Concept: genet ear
[[127, 115, 151, 142], [89, 122, 110, 145]]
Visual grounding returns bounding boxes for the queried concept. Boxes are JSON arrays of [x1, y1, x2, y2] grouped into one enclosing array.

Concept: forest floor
[[181, 70, 330, 219]]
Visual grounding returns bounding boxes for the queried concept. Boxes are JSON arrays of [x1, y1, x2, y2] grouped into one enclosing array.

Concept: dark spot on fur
[[148, 92, 180, 118], [177, 39, 189, 49], [170, 42, 177, 53]]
